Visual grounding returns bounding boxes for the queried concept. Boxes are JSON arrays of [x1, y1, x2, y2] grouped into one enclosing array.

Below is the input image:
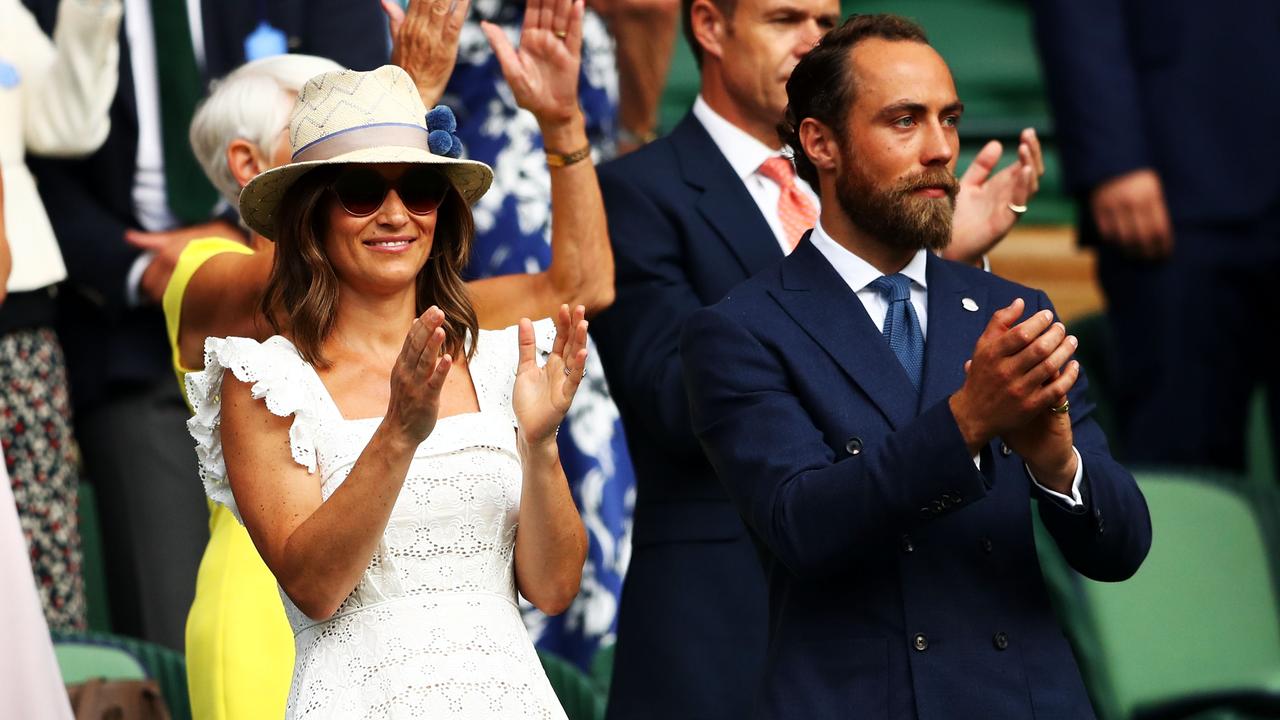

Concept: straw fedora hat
[[238, 64, 493, 239]]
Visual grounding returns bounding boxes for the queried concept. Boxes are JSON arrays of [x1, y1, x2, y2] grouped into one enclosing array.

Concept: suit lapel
[[768, 240, 918, 429], [669, 114, 783, 276], [919, 255, 988, 411]]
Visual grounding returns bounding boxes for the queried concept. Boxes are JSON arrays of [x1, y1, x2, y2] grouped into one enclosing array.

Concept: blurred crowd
[[1, 0, 1276, 718]]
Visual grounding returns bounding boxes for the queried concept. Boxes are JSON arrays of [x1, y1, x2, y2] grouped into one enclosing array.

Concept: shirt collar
[[692, 95, 781, 181], [809, 220, 930, 294]]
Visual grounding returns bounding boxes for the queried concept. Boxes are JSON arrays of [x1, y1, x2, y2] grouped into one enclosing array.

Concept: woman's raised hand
[[480, 0, 584, 128], [382, 0, 471, 106], [385, 306, 453, 445], [513, 305, 588, 448]]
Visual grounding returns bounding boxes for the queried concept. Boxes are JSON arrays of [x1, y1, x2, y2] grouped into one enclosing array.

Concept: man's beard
[[835, 147, 958, 253]]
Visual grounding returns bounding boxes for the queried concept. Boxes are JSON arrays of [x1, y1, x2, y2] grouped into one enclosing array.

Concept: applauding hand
[[382, 0, 471, 107], [385, 306, 454, 446], [513, 304, 588, 448], [481, 0, 585, 129], [949, 299, 1080, 491], [946, 128, 1045, 266]]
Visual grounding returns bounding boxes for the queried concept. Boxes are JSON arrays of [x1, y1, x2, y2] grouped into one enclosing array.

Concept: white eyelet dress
[[185, 320, 568, 719]]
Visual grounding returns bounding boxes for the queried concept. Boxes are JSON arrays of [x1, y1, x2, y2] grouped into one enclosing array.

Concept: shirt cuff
[[1026, 446, 1085, 507], [126, 251, 154, 307]]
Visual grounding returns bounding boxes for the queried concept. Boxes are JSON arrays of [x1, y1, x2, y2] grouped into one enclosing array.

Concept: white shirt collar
[[692, 95, 780, 181], [808, 220, 929, 294]]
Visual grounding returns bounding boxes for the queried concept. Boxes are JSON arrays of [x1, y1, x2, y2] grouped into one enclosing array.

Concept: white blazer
[[0, 0, 122, 293]]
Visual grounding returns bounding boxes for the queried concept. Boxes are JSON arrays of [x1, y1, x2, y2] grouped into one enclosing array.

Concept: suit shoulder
[[703, 261, 783, 318], [598, 136, 680, 187]]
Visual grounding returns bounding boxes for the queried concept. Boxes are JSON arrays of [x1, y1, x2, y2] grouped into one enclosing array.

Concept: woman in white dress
[[184, 44, 593, 719]]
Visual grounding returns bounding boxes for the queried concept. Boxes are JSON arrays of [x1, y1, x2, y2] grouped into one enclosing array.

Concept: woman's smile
[[362, 235, 418, 253]]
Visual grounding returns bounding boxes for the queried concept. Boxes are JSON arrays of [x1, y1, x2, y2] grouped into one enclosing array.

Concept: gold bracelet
[[546, 143, 592, 168]]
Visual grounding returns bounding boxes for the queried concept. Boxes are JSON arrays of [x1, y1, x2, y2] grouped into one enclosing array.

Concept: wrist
[[949, 391, 991, 456], [518, 432, 561, 464], [540, 112, 588, 152], [1026, 448, 1078, 493], [376, 416, 423, 456]]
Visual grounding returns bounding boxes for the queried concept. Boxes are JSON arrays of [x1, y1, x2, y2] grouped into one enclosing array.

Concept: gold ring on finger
[[555, 30, 567, 39], [1049, 399, 1071, 415]]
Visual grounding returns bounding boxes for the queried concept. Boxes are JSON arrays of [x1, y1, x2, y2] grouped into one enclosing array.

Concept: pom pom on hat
[[426, 105, 458, 133], [426, 105, 463, 158]]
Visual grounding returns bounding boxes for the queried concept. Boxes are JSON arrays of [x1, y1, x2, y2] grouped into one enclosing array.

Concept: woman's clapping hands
[[513, 304, 588, 448], [385, 306, 454, 445]]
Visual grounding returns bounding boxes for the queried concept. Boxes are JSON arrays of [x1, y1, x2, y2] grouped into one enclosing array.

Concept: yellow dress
[[162, 238, 294, 720]]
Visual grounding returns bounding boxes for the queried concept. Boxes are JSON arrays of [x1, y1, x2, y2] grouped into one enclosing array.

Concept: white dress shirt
[[692, 95, 819, 256], [809, 221, 1084, 507]]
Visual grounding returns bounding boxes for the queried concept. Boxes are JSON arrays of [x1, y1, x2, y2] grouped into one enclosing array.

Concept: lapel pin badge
[[961, 297, 979, 312]]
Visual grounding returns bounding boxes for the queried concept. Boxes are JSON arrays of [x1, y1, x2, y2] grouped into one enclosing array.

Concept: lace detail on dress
[[184, 323, 568, 719], [185, 336, 324, 523]]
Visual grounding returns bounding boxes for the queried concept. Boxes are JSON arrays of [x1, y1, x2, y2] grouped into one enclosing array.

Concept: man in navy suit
[[680, 15, 1151, 718], [592, 0, 1047, 716], [1030, 0, 1280, 471], [22, 0, 387, 648]]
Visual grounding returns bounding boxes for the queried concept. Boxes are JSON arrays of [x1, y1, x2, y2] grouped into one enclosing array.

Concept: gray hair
[[190, 54, 344, 207]]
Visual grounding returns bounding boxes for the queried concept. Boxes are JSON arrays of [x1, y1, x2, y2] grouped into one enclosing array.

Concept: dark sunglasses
[[331, 166, 451, 217]]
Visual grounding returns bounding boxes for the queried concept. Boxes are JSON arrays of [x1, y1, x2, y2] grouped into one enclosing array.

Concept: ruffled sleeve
[[185, 336, 323, 523]]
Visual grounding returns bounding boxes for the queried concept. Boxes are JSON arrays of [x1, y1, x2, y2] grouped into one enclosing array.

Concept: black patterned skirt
[[0, 326, 86, 630]]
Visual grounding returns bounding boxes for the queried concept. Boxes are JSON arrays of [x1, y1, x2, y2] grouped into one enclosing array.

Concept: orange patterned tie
[[758, 156, 819, 250]]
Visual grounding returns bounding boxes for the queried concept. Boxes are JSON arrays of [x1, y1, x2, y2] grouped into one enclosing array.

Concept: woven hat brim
[[238, 146, 494, 240]]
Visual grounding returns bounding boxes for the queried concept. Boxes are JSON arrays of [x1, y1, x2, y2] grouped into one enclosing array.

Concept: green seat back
[[1079, 473, 1280, 717], [55, 641, 148, 685], [55, 631, 191, 720], [538, 649, 606, 720]]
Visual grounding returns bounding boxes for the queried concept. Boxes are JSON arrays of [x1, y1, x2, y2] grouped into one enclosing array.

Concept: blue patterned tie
[[869, 274, 924, 390]]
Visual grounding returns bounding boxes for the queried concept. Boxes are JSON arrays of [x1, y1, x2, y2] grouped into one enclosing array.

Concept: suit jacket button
[[999, 442, 1012, 457], [913, 633, 929, 652], [901, 534, 914, 553], [993, 632, 1009, 651], [981, 537, 993, 554], [845, 437, 863, 456]]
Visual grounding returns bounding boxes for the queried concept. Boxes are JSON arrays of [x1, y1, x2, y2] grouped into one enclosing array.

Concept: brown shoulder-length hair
[[260, 165, 479, 368]]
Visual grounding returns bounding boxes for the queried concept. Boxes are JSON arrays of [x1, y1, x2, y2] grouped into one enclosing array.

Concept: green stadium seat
[[1037, 471, 1280, 720], [538, 649, 606, 720], [54, 631, 191, 720], [54, 639, 148, 685]]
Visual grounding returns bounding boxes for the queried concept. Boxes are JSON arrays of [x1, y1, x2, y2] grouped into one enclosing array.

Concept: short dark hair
[[777, 14, 930, 187], [682, 0, 736, 68]]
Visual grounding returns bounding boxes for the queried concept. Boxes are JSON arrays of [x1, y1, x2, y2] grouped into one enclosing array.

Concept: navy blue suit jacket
[[593, 113, 783, 718], [22, 0, 388, 411], [680, 241, 1152, 719], [1031, 0, 1280, 225]]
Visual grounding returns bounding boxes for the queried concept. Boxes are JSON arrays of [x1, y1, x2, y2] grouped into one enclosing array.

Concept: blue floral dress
[[445, 0, 634, 670]]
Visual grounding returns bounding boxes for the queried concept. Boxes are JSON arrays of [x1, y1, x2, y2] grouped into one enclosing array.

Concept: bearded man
[[679, 15, 1151, 719]]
